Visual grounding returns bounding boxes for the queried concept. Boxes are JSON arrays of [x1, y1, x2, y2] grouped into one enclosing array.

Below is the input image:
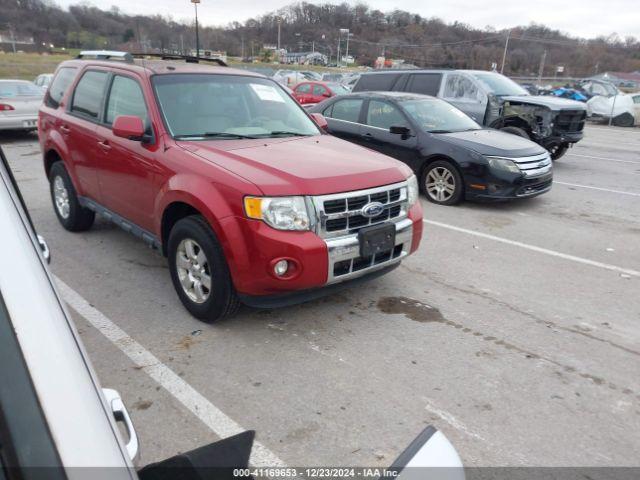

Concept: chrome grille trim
[[486, 153, 553, 178], [311, 180, 409, 239]]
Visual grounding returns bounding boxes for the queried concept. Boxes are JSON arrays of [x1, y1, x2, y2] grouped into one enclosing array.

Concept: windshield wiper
[[175, 132, 259, 140], [265, 131, 311, 137]]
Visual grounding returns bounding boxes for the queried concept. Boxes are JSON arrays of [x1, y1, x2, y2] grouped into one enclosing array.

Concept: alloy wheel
[[53, 175, 70, 219], [426, 167, 456, 203], [176, 238, 212, 304]]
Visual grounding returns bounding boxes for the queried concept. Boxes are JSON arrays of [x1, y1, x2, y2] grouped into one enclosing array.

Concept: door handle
[[97, 140, 112, 152], [59, 125, 70, 134], [361, 132, 373, 140], [102, 388, 139, 461]]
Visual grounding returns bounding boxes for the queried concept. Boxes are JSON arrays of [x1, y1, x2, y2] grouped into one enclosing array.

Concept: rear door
[[320, 97, 365, 144], [63, 69, 110, 202], [293, 82, 312, 104], [439, 73, 487, 124], [404, 73, 443, 97], [94, 73, 157, 232], [361, 99, 420, 166]]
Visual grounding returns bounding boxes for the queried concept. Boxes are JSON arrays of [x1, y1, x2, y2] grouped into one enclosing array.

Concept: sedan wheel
[[176, 238, 212, 304], [426, 167, 456, 203]]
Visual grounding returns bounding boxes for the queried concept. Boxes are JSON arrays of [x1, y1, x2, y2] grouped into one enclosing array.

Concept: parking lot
[[2, 124, 639, 468]]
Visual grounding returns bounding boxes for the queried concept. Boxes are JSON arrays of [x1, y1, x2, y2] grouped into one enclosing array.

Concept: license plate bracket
[[358, 223, 396, 258]]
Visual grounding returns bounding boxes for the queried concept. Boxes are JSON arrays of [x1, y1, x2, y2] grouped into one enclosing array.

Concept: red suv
[[39, 52, 423, 321]]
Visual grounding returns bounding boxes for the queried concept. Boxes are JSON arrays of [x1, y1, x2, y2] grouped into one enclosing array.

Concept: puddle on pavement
[[377, 296, 446, 323]]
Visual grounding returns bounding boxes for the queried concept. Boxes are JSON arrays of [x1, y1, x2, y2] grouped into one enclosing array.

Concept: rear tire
[[167, 215, 240, 322], [49, 161, 95, 231], [420, 160, 464, 206], [613, 112, 635, 127], [500, 126, 530, 139]]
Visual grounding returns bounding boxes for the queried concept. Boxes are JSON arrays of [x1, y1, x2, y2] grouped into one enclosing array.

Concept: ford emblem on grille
[[361, 201, 385, 218]]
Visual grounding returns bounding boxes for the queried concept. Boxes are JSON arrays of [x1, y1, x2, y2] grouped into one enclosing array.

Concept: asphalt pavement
[[2, 124, 639, 468]]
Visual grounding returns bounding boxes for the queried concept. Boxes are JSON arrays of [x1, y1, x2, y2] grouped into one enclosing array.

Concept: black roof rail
[[76, 50, 134, 62], [129, 53, 227, 67]]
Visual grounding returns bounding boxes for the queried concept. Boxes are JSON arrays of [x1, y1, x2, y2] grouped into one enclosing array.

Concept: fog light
[[274, 260, 289, 277]]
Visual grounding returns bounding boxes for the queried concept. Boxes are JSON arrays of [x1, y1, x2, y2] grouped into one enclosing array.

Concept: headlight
[[244, 196, 311, 231], [406, 174, 419, 206], [486, 157, 520, 174]]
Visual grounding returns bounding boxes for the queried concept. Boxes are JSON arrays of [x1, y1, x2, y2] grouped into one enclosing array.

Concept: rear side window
[[325, 99, 363, 123], [295, 83, 311, 94], [353, 73, 400, 92], [442, 74, 481, 102], [105, 75, 148, 126], [45, 67, 77, 109], [405, 73, 442, 96], [70, 71, 108, 120]]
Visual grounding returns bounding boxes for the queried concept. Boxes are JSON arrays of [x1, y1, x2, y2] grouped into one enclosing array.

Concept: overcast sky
[[56, 0, 640, 39]]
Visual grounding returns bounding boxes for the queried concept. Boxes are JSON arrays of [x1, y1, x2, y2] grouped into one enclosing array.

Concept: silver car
[[0, 79, 44, 131]]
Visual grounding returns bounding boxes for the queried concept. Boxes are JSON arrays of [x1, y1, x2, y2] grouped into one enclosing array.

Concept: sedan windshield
[[399, 98, 481, 133], [153, 74, 320, 139], [471, 72, 529, 97], [0, 81, 44, 98]]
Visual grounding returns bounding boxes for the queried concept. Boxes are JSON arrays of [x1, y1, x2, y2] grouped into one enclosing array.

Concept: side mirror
[[310, 112, 329, 131], [323, 91, 332, 98], [390, 125, 411, 136], [383, 426, 464, 480], [113, 115, 145, 141]]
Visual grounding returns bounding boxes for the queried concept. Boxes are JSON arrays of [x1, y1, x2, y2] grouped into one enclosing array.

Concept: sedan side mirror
[[113, 115, 146, 141], [390, 125, 412, 140], [310, 112, 329, 132]]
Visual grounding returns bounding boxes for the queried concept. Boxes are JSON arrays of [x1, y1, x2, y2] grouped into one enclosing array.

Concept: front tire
[[49, 161, 95, 231], [167, 215, 240, 322], [421, 160, 464, 206], [500, 126, 530, 139], [548, 143, 569, 160], [613, 112, 635, 127]]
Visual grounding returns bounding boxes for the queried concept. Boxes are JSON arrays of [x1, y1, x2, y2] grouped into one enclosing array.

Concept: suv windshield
[[471, 72, 529, 97], [153, 74, 319, 139], [399, 97, 481, 133]]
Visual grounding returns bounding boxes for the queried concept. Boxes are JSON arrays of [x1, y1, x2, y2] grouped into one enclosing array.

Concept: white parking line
[[422, 220, 640, 278], [566, 153, 640, 165], [554, 181, 640, 197], [54, 275, 287, 468]]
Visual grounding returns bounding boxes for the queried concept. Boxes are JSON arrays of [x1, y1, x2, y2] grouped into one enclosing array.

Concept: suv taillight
[[0, 104, 15, 111]]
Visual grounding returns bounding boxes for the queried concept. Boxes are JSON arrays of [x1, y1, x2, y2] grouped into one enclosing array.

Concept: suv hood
[[179, 135, 411, 196], [437, 129, 546, 157], [502, 95, 587, 111]]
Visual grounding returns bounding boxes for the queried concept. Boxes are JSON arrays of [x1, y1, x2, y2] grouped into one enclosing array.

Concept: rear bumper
[[0, 114, 38, 130]]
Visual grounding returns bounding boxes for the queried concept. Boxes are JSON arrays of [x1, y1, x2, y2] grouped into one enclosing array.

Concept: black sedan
[[309, 92, 553, 205]]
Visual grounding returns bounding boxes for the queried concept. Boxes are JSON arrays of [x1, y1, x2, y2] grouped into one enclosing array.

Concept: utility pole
[[500, 29, 510, 74], [191, 0, 200, 58], [537, 50, 547, 83], [8, 25, 17, 54], [336, 36, 341, 67], [277, 17, 281, 51]]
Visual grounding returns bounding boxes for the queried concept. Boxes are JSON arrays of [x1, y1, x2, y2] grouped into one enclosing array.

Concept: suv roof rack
[[76, 50, 134, 62], [130, 52, 227, 67]]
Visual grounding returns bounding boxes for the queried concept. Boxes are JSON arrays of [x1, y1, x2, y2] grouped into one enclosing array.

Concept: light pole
[[500, 29, 510, 74], [339, 28, 349, 66], [191, 0, 200, 58]]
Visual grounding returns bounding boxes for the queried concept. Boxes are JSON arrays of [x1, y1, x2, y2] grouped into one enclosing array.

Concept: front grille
[[554, 110, 586, 133], [314, 181, 409, 238], [513, 153, 552, 177]]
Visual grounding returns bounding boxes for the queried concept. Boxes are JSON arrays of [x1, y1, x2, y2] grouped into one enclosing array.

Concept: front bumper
[[466, 171, 553, 201], [541, 131, 583, 146], [222, 202, 422, 301]]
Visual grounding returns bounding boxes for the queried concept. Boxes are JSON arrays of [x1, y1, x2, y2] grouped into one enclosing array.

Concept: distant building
[[588, 72, 640, 90], [280, 51, 327, 66], [189, 50, 227, 63]]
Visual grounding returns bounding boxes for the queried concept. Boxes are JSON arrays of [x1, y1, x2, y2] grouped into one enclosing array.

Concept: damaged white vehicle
[[587, 92, 640, 127]]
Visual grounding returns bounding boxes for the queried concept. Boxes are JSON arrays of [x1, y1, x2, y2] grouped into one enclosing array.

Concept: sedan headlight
[[486, 157, 520, 174], [244, 196, 311, 231], [406, 174, 419, 206]]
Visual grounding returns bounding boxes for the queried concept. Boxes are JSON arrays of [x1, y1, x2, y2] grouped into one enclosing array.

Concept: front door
[[440, 73, 487, 124], [94, 74, 158, 232], [361, 99, 419, 166]]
